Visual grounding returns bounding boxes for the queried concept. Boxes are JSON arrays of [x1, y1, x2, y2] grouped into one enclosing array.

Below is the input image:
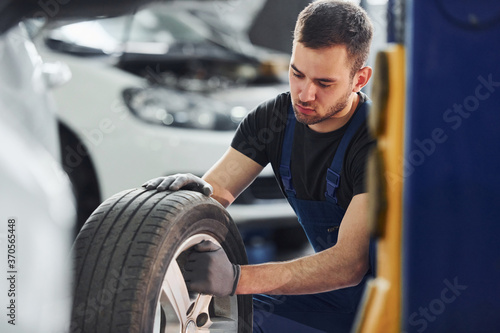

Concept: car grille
[[234, 176, 285, 204]]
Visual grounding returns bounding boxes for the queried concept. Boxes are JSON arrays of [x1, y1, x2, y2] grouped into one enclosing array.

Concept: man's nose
[[298, 80, 316, 102]]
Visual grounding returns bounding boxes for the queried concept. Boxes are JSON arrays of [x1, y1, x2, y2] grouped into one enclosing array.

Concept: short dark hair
[[294, 0, 373, 77]]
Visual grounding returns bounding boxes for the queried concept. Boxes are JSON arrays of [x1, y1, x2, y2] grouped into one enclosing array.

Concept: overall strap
[[325, 101, 369, 204], [279, 102, 297, 198]]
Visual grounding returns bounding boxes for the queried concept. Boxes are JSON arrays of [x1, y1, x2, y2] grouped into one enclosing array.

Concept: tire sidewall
[[139, 193, 252, 332]]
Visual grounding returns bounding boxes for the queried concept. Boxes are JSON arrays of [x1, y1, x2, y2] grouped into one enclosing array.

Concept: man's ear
[[352, 66, 373, 92]]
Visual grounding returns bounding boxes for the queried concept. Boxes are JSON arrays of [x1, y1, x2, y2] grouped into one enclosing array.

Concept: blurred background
[[0, 1, 389, 332], [4, 1, 500, 332], [36, 0, 389, 263]]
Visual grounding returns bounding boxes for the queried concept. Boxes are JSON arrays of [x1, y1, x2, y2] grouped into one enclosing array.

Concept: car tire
[[70, 188, 252, 333]]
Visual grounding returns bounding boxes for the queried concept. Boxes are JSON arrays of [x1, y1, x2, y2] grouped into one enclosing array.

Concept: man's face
[[289, 42, 357, 132]]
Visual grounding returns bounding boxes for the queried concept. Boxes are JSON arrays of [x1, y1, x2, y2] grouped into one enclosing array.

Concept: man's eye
[[318, 82, 330, 88], [292, 72, 303, 78]]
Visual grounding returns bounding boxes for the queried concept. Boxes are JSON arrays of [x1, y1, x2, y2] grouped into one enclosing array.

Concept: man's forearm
[[235, 245, 368, 295], [202, 147, 264, 208]]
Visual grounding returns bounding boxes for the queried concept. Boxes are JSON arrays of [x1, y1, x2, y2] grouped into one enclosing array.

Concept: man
[[143, 1, 375, 332]]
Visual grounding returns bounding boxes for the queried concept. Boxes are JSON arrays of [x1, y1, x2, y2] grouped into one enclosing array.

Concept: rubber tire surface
[[70, 188, 252, 333]]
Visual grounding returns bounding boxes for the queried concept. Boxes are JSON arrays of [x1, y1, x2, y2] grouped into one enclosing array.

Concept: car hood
[[0, 0, 187, 35]]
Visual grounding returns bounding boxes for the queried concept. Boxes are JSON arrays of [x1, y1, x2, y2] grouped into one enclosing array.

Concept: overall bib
[[253, 101, 375, 333]]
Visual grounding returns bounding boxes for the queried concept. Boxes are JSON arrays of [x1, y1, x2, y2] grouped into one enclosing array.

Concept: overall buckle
[[325, 169, 340, 203], [280, 165, 296, 195]]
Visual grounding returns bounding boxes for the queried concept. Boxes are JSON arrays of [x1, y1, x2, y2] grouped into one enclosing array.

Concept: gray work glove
[[142, 173, 213, 196], [183, 240, 241, 297]]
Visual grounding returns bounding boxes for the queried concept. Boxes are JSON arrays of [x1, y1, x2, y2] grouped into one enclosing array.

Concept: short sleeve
[[231, 107, 269, 167], [230, 93, 290, 168]]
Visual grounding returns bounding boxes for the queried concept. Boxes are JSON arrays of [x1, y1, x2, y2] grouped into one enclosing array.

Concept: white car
[[0, 1, 165, 332], [0, 21, 75, 333], [36, 4, 303, 261]]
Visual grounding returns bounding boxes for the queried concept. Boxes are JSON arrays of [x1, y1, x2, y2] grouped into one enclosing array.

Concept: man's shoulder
[[244, 91, 291, 129], [346, 94, 376, 158], [351, 91, 372, 137], [255, 91, 290, 114]]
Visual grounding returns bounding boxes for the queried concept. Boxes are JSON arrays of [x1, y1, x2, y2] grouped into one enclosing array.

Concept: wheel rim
[[153, 233, 239, 332]]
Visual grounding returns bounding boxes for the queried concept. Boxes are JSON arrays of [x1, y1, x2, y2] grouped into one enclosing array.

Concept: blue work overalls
[[253, 100, 375, 333]]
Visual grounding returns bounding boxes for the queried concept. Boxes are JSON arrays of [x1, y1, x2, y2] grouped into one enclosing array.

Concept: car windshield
[[127, 9, 212, 44], [47, 6, 228, 54]]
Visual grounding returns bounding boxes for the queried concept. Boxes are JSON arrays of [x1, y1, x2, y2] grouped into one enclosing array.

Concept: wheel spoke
[[161, 260, 190, 325], [158, 234, 241, 332], [187, 294, 213, 328], [187, 294, 239, 331], [190, 294, 212, 317]]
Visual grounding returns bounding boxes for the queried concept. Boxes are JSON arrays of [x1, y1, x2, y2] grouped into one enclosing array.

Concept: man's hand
[[183, 240, 240, 297], [142, 173, 213, 196]]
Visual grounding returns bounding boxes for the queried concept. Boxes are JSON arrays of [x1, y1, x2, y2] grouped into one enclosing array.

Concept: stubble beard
[[293, 89, 353, 126]]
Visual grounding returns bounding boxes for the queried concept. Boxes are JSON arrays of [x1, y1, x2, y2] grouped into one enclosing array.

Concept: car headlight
[[123, 87, 245, 131]]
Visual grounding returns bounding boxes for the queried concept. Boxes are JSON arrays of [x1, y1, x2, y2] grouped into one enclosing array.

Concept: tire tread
[[70, 188, 252, 333]]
